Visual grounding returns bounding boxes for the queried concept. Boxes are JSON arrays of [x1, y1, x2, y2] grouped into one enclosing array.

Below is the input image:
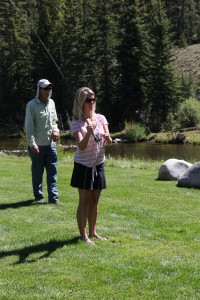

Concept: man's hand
[[31, 145, 39, 154], [52, 131, 60, 142]]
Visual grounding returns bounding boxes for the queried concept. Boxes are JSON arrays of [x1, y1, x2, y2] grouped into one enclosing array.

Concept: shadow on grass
[[0, 199, 35, 209], [0, 237, 80, 264]]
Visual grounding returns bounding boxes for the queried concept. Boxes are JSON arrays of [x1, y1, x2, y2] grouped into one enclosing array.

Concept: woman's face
[[82, 94, 96, 113]]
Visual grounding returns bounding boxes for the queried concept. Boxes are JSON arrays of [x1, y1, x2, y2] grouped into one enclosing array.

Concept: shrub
[[162, 112, 178, 132], [17, 129, 27, 150], [177, 97, 200, 128], [123, 121, 147, 142]]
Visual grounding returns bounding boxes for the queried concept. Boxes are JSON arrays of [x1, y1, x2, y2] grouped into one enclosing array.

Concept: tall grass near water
[[123, 121, 147, 142], [0, 153, 199, 299]]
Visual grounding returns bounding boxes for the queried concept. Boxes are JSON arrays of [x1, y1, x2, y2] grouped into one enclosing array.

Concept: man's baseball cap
[[38, 79, 53, 88]]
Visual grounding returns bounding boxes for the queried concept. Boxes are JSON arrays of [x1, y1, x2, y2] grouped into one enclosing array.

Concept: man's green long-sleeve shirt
[[25, 97, 59, 147]]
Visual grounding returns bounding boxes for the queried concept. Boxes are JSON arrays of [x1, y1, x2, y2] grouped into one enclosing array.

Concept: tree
[[164, 0, 199, 45], [31, 0, 66, 112], [116, 0, 148, 124], [60, 0, 119, 128], [0, 0, 197, 131], [86, 0, 119, 126], [0, 0, 34, 121], [146, 0, 180, 132]]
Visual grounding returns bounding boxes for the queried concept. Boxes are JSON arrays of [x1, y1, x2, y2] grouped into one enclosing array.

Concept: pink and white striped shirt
[[71, 114, 108, 168]]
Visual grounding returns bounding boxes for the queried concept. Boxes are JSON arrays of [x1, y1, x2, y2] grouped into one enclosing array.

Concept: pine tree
[[164, 0, 199, 45], [61, 0, 119, 125], [60, 0, 91, 113], [116, 0, 148, 123], [0, 0, 34, 121], [146, 0, 180, 132], [86, 0, 119, 125], [0, 0, 197, 130]]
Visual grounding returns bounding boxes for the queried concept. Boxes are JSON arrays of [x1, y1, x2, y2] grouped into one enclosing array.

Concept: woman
[[70, 87, 112, 244]]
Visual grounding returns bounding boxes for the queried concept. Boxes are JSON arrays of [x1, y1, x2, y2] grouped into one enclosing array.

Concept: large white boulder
[[157, 158, 192, 181], [177, 161, 200, 188]]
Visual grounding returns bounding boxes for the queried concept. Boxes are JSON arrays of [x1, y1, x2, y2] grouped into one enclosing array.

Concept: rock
[[112, 138, 123, 144], [60, 144, 77, 151], [175, 133, 186, 143], [112, 138, 127, 144], [177, 161, 200, 188], [157, 158, 192, 181]]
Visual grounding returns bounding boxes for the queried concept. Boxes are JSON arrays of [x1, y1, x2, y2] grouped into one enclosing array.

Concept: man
[[25, 79, 60, 204]]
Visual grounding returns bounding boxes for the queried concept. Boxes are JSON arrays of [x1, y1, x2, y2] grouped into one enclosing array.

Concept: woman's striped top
[[71, 114, 108, 168]]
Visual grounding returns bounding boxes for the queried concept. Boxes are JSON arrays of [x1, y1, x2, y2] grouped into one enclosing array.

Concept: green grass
[[0, 152, 200, 299]]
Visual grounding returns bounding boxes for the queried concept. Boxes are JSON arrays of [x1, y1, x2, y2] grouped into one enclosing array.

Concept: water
[[1, 138, 200, 162], [106, 142, 200, 162], [0, 138, 20, 150], [0, 138, 75, 150]]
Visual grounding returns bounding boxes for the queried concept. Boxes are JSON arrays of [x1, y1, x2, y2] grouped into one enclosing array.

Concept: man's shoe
[[35, 198, 45, 204], [49, 200, 60, 205]]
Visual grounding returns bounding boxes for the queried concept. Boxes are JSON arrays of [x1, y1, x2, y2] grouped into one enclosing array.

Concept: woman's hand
[[103, 133, 112, 145], [86, 118, 94, 135], [74, 120, 93, 151], [86, 123, 93, 136]]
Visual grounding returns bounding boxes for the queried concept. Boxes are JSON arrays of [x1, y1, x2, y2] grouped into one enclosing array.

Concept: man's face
[[39, 85, 52, 103]]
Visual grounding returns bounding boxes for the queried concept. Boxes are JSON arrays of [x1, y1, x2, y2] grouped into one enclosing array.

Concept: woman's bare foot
[[80, 237, 96, 245], [89, 234, 108, 241]]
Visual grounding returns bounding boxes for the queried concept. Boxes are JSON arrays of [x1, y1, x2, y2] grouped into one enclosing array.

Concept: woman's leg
[[77, 188, 94, 243], [88, 190, 107, 240]]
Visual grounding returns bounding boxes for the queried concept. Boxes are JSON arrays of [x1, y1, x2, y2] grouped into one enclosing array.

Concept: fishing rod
[[8, 0, 65, 80], [9, 0, 101, 143]]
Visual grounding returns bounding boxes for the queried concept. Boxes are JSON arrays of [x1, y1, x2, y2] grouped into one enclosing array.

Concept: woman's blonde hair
[[72, 87, 95, 120]]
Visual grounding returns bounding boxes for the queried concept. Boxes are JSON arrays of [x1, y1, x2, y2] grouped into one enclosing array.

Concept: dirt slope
[[174, 44, 200, 86]]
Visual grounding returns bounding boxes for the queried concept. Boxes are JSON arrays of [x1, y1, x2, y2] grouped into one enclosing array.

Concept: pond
[[106, 142, 200, 162], [1, 137, 200, 162]]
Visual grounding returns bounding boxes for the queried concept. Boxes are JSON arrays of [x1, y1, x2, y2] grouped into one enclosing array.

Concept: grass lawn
[[0, 152, 200, 299]]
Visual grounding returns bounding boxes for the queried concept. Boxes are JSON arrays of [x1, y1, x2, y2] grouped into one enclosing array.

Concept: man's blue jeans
[[29, 144, 58, 202]]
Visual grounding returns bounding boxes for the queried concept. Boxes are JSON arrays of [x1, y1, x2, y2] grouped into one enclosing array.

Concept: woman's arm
[[74, 122, 93, 151], [103, 124, 112, 145]]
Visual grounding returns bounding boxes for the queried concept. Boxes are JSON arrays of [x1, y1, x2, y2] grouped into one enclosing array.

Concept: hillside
[[174, 44, 200, 87]]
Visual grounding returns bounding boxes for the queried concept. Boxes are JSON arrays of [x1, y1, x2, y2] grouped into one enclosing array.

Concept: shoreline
[[1, 128, 200, 146]]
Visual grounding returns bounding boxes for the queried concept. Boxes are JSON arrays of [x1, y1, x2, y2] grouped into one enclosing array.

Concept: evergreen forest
[[1, 0, 200, 132]]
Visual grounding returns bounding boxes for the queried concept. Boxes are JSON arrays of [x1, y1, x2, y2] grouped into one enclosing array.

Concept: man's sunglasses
[[85, 97, 96, 103], [41, 86, 52, 91]]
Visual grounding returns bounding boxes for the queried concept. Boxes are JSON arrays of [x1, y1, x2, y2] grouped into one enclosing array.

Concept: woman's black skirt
[[70, 162, 106, 190]]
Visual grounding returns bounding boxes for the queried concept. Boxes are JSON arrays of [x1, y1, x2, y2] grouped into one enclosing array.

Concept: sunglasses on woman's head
[[85, 97, 96, 103]]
